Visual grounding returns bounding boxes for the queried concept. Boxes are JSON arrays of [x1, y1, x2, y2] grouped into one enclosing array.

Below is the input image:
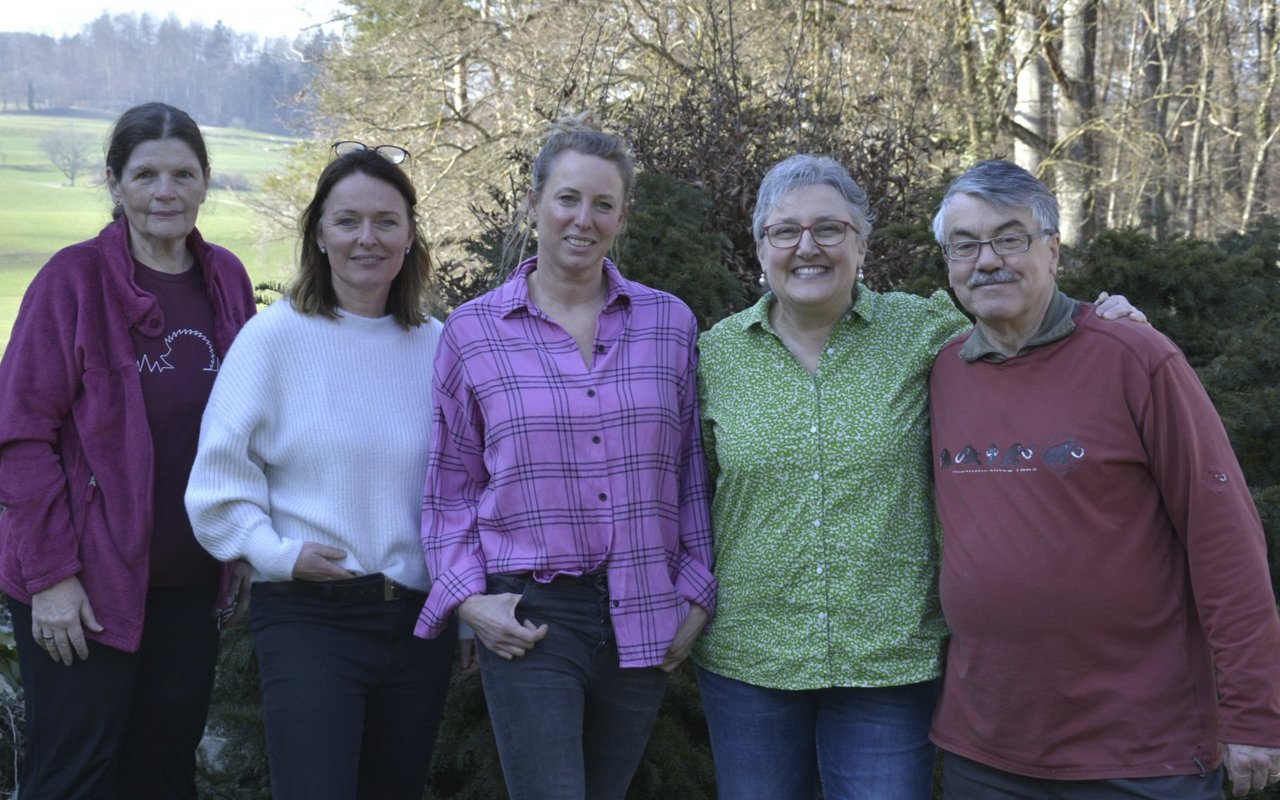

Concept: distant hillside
[[0, 13, 338, 135]]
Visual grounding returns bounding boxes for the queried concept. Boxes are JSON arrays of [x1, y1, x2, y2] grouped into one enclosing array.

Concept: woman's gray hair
[[931, 160, 1059, 243], [752, 155, 875, 242]]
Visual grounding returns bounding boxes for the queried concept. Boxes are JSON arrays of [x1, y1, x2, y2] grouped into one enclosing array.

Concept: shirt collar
[[959, 289, 1078, 362], [495, 256, 633, 318], [736, 284, 871, 334]]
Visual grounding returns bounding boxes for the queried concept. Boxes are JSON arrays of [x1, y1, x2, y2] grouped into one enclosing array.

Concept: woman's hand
[[659, 603, 708, 673], [31, 576, 103, 665], [222, 560, 254, 627], [458, 593, 547, 660], [1094, 292, 1147, 323], [291, 542, 356, 581]]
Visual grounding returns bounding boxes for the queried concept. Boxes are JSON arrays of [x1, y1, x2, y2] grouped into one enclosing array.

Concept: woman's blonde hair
[[498, 112, 636, 277]]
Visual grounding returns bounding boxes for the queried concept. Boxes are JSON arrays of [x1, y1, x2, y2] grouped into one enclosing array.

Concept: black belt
[[267, 573, 425, 603]]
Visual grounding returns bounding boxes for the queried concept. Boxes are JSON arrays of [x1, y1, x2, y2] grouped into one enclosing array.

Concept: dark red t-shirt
[[130, 259, 221, 587]]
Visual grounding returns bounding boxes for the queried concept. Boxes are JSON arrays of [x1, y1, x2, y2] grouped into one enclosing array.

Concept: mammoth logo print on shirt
[[937, 435, 1087, 476]]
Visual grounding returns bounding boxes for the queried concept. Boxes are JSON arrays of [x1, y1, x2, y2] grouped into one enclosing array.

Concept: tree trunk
[[1013, 0, 1045, 172], [1054, 0, 1098, 251], [1242, 0, 1278, 229]]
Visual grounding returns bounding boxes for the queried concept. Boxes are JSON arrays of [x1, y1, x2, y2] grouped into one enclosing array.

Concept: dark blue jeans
[[249, 583, 456, 800], [695, 664, 940, 800], [477, 572, 670, 800], [942, 752, 1226, 799], [10, 584, 220, 800]]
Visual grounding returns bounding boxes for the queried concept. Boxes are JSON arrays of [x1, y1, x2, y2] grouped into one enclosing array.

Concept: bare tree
[[1013, 0, 1048, 172], [1241, 0, 1280, 229], [39, 131, 94, 187], [1050, 0, 1100, 249], [274, 0, 1280, 266]]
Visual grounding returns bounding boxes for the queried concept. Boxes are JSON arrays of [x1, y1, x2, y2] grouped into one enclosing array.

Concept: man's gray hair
[[753, 155, 875, 242], [931, 160, 1059, 243]]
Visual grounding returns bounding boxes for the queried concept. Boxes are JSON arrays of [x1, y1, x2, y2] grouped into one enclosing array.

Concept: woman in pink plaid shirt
[[416, 114, 716, 800]]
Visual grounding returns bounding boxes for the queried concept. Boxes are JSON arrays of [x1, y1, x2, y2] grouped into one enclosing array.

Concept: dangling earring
[[405, 246, 411, 255], [857, 269, 865, 282], [318, 244, 327, 254]]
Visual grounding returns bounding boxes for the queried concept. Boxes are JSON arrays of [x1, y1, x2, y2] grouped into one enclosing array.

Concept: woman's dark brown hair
[[105, 102, 210, 220], [290, 148, 432, 329]]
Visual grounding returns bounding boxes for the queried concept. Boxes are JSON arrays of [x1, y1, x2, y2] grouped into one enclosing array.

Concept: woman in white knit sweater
[[185, 143, 455, 800]]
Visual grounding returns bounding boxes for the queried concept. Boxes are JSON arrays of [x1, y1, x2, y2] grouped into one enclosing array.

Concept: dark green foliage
[[625, 664, 716, 799], [433, 188, 513, 313], [871, 221, 954, 300], [0, 599, 21, 799], [252, 281, 286, 308], [197, 624, 271, 799], [1062, 225, 1280, 365], [615, 173, 743, 330], [424, 673, 507, 799], [620, 60, 953, 305]]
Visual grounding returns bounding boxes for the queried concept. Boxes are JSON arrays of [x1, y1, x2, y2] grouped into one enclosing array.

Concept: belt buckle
[[383, 576, 396, 602]]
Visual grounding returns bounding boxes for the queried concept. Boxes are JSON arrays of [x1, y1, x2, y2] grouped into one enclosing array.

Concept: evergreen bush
[[614, 173, 743, 329]]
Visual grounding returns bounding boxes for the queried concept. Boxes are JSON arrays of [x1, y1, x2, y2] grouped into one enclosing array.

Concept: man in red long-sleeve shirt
[[928, 159, 1280, 799]]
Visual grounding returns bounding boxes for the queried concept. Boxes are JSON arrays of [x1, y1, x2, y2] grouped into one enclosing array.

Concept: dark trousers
[[249, 583, 456, 800], [10, 584, 220, 800], [477, 572, 670, 800], [943, 751, 1226, 799]]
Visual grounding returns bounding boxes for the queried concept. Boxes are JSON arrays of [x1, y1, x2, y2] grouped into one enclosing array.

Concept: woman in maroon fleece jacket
[[0, 102, 255, 799]]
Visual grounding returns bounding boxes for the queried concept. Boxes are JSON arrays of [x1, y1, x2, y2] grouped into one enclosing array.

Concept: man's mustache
[[967, 269, 1017, 288]]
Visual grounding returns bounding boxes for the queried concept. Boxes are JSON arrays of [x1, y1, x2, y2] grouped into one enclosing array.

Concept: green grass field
[[0, 111, 302, 353]]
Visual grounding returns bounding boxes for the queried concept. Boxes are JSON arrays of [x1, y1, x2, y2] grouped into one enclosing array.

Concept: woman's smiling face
[[531, 150, 626, 280], [315, 171, 414, 316], [758, 183, 866, 323]]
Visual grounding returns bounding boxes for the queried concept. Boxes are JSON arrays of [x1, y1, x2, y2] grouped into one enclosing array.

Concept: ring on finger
[[41, 634, 55, 641]]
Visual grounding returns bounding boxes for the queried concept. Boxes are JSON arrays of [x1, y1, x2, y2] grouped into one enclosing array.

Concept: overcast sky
[[4, 0, 345, 40]]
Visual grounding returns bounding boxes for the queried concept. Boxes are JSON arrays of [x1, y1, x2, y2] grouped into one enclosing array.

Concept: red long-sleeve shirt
[[929, 303, 1280, 779]]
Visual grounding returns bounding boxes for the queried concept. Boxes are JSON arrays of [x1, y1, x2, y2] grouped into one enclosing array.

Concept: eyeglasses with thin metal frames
[[330, 140, 411, 165], [763, 220, 856, 249], [941, 231, 1052, 261]]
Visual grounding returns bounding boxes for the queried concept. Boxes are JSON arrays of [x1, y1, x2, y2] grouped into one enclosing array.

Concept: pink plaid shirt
[[415, 257, 716, 667]]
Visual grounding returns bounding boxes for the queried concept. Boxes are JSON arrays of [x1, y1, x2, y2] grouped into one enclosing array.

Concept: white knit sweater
[[186, 299, 442, 590]]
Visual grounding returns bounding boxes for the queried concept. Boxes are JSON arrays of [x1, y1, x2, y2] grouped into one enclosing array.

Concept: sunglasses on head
[[330, 140, 410, 165]]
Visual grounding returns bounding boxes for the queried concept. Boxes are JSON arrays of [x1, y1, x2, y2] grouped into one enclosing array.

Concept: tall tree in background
[[1242, 0, 1280, 229], [1051, 0, 1100, 248], [1013, 0, 1049, 173]]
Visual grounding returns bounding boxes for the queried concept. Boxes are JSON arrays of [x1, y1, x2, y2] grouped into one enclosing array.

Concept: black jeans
[[10, 584, 219, 800], [477, 572, 670, 800], [249, 583, 456, 800]]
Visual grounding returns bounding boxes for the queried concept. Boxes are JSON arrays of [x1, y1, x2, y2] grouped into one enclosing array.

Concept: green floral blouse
[[693, 286, 969, 690]]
